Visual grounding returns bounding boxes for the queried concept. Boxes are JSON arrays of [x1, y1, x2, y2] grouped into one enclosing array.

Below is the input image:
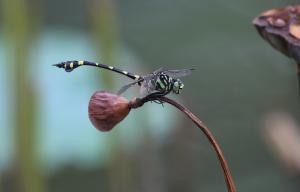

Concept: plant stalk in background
[[88, 0, 135, 191], [1, 0, 44, 192]]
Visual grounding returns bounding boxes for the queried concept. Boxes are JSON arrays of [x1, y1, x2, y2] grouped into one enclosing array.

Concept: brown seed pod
[[253, 5, 300, 63], [88, 91, 130, 132]]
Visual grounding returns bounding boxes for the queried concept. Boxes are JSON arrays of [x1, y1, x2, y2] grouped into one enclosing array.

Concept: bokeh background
[[1, 0, 300, 191]]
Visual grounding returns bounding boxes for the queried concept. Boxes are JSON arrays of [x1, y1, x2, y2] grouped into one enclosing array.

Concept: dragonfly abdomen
[[53, 60, 140, 80]]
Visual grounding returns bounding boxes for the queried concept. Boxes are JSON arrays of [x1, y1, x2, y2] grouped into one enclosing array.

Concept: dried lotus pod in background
[[253, 5, 300, 64], [88, 91, 130, 132], [253, 5, 300, 93]]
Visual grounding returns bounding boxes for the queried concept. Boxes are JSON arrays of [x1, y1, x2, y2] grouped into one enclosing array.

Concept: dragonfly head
[[172, 79, 184, 94]]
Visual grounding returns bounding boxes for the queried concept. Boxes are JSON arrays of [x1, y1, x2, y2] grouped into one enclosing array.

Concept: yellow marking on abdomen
[[78, 60, 84, 65], [134, 75, 140, 79], [122, 71, 128, 75], [64, 64, 67, 68], [95, 63, 99, 66], [70, 62, 74, 68], [108, 66, 114, 70]]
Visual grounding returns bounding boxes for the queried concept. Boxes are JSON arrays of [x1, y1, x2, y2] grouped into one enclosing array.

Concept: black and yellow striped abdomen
[[53, 60, 141, 80]]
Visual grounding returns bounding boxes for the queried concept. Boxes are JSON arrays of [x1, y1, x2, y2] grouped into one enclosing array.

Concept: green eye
[[174, 82, 179, 87]]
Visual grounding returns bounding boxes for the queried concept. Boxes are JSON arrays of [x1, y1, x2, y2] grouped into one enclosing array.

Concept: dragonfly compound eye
[[179, 83, 184, 89], [174, 81, 179, 87], [171, 79, 182, 94], [175, 79, 184, 89]]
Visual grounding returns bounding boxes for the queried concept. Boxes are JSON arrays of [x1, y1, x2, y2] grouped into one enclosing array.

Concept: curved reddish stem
[[159, 97, 236, 192], [130, 96, 236, 192]]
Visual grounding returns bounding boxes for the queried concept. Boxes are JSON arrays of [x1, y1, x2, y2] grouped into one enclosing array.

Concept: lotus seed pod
[[253, 5, 300, 63], [88, 91, 130, 132]]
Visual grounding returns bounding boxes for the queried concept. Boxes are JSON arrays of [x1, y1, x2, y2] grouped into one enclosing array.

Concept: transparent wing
[[117, 79, 143, 95], [152, 67, 166, 74], [139, 74, 157, 96], [162, 68, 194, 78], [152, 67, 194, 78]]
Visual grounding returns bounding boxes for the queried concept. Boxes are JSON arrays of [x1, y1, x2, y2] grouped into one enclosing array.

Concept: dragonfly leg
[[146, 90, 171, 105], [152, 99, 164, 105]]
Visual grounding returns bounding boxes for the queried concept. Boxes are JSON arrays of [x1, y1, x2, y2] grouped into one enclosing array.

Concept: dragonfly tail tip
[[52, 63, 62, 68]]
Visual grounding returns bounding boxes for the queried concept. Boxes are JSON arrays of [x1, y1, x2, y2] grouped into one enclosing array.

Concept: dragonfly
[[53, 60, 194, 98]]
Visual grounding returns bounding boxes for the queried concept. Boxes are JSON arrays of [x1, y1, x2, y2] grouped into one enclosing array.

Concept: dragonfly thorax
[[154, 73, 184, 94]]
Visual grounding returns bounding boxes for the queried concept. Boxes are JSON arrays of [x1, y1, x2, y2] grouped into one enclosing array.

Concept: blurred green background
[[1, 0, 300, 191]]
